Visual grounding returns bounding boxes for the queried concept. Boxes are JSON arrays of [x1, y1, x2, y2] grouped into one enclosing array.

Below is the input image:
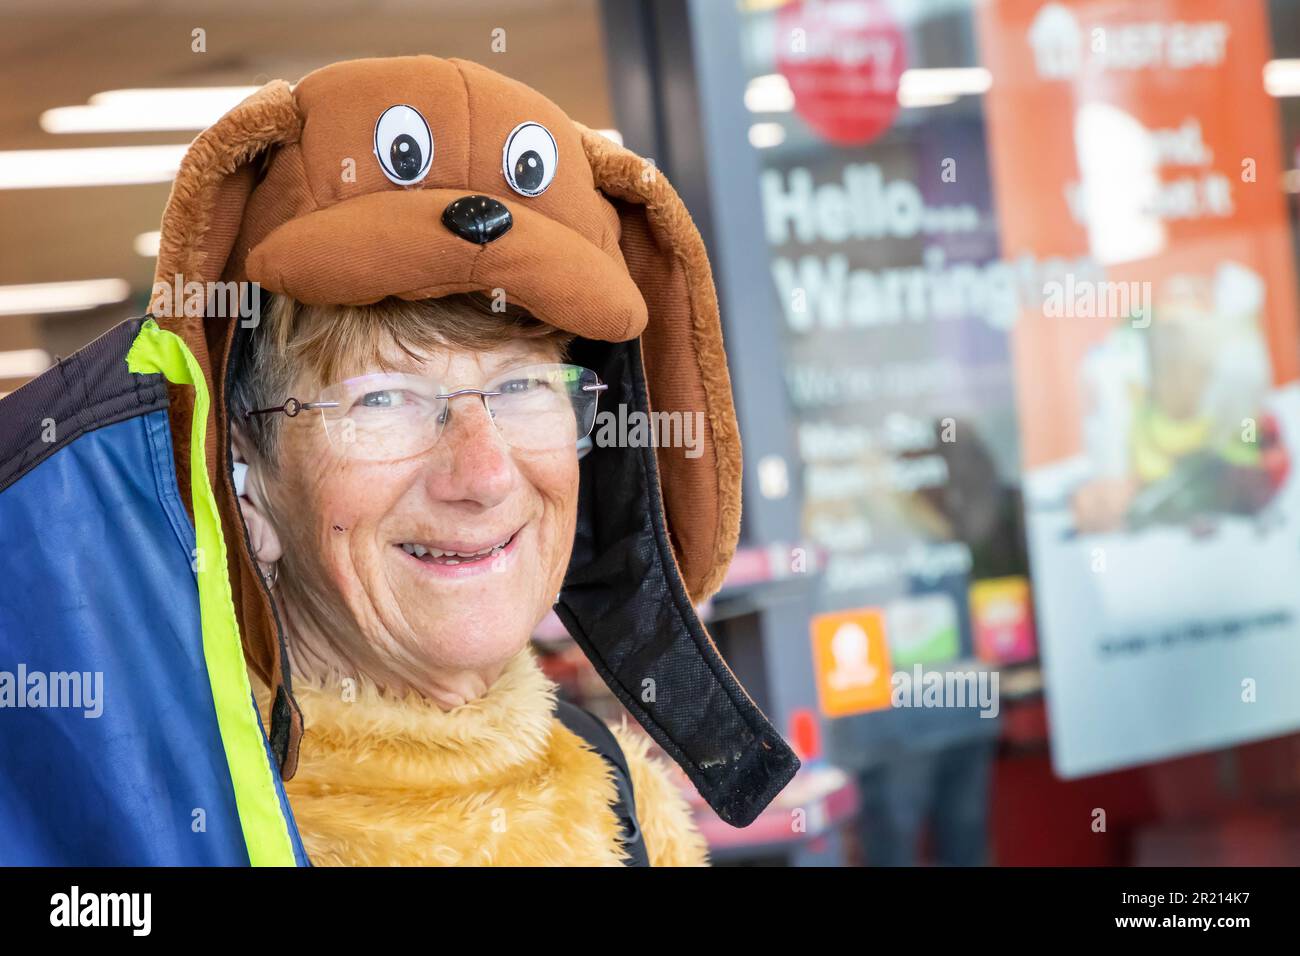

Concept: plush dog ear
[[576, 123, 742, 604], [564, 127, 798, 828], [150, 80, 305, 777], [153, 81, 301, 358]]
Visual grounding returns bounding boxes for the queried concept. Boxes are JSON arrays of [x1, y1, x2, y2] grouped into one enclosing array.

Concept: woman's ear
[[230, 422, 283, 567]]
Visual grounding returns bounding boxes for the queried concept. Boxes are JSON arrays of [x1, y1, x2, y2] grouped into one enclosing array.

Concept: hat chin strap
[[555, 337, 800, 828]]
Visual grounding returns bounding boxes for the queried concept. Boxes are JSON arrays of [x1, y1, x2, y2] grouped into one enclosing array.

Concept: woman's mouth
[[393, 529, 521, 577]]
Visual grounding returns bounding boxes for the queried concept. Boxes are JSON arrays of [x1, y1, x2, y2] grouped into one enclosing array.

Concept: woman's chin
[[363, 521, 559, 674], [400, 609, 535, 669]]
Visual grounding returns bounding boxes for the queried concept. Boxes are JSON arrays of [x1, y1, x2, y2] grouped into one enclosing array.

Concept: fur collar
[[251, 647, 629, 866]]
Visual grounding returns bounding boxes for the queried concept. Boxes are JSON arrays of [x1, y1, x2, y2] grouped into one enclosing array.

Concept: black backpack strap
[[554, 698, 651, 866]]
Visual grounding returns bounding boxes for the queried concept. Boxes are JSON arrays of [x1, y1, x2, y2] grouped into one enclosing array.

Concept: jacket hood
[[148, 54, 798, 826]]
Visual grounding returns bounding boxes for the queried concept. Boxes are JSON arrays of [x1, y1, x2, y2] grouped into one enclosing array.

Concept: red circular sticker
[[775, 0, 906, 147]]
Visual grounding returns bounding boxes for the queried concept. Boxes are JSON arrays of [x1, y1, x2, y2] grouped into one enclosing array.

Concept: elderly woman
[[229, 290, 708, 865], [0, 54, 798, 866]]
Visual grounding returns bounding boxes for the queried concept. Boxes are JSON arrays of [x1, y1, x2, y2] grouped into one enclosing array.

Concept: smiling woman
[[229, 290, 709, 865], [190, 54, 799, 863]]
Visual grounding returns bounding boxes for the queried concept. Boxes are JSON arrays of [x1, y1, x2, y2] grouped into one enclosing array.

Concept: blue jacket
[[0, 318, 308, 864]]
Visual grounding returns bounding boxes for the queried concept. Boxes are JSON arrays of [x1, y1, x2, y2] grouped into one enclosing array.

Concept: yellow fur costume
[[250, 646, 709, 867]]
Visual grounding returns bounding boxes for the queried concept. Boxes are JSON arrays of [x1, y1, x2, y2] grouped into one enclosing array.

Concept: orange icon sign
[[810, 607, 894, 718]]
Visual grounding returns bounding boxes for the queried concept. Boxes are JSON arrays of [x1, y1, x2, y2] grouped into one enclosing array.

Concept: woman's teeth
[[399, 536, 511, 565]]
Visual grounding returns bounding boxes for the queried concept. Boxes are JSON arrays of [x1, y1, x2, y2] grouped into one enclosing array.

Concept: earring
[[260, 561, 279, 591]]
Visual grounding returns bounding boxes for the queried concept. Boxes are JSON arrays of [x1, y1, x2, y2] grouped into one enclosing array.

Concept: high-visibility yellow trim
[[127, 319, 298, 867]]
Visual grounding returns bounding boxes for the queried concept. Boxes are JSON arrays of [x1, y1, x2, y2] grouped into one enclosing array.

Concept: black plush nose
[[442, 195, 513, 244]]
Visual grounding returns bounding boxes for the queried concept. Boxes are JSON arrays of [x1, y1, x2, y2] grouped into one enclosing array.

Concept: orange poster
[[977, 0, 1300, 778], [978, 0, 1300, 471]]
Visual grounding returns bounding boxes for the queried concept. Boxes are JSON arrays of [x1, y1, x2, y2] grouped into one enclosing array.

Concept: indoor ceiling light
[[897, 68, 991, 107], [0, 349, 52, 379], [41, 86, 260, 134], [1264, 59, 1300, 96], [744, 68, 988, 112], [745, 74, 795, 113], [898, 91, 960, 108], [748, 122, 787, 149], [0, 279, 131, 316], [0, 144, 187, 189], [134, 231, 161, 258]]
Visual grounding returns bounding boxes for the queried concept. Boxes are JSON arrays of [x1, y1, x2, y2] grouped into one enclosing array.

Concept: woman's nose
[[426, 396, 514, 506]]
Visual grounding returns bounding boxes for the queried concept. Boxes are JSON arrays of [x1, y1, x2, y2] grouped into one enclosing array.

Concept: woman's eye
[[374, 105, 433, 185], [499, 377, 538, 394], [359, 390, 404, 409], [502, 122, 558, 196]]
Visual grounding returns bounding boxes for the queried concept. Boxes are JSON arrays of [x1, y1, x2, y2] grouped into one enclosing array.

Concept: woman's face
[[261, 337, 579, 690]]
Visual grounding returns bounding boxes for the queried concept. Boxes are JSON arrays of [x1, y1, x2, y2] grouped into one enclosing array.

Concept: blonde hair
[[231, 292, 574, 464]]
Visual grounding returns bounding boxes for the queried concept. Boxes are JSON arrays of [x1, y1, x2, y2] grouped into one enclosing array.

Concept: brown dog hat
[[151, 55, 799, 827]]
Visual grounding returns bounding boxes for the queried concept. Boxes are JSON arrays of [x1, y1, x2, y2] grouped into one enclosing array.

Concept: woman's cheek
[[537, 453, 580, 597], [305, 448, 374, 521], [285, 455, 369, 580], [322, 472, 390, 569]]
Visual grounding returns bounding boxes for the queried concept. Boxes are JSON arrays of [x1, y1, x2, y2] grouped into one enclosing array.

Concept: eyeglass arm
[[244, 398, 341, 420]]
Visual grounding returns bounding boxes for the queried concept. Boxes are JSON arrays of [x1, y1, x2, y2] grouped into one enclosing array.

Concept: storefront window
[[705, 0, 1300, 864]]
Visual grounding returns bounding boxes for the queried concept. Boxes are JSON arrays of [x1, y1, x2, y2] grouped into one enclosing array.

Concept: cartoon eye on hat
[[374, 105, 434, 185], [502, 121, 558, 196]]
